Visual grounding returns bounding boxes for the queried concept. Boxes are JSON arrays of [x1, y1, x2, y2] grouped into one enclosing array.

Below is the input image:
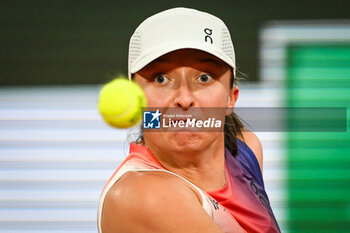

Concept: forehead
[[144, 48, 229, 69]]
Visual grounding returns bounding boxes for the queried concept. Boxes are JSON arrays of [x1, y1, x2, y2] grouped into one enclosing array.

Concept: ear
[[226, 86, 239, 115]]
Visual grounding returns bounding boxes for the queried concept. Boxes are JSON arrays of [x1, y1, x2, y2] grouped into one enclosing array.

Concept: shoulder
[[107, 170, 199, 203], [238, 129, 263, 172], [102, 170, 199, 216], [101, 171, 222, 233]]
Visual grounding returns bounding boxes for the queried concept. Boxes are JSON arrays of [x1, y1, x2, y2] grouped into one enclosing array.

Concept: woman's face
[[134, 49, 239, 153]]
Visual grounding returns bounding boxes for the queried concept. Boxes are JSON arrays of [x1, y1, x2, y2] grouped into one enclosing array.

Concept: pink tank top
[[98, 143, 246, 233], [98, 142, 280, 233]]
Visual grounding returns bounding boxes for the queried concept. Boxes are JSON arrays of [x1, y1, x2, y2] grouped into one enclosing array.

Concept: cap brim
[[129, 41, 235, 78]]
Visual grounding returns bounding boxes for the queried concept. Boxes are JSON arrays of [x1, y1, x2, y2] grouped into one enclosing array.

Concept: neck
[[145, 135, 226, 191]]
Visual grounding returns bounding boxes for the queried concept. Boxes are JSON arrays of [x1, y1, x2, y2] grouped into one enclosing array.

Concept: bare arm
[[101, 171, 225, 233]]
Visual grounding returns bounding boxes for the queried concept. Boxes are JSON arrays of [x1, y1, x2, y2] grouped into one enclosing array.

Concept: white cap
[[128, 7, 236, 79]]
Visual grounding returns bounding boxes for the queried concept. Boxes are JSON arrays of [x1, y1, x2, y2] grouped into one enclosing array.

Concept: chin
[[167, 131, 209, 152], [145, 131, 221, 154]]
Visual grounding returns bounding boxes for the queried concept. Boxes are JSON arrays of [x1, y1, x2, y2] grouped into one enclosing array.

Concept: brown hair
[[224, 112, 243, 157], [223, 71, 244, 156]]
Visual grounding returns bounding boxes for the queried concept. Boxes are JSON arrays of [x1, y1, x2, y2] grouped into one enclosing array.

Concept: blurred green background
[[286, 44, 350, 232], [1, 0, 349, 86]]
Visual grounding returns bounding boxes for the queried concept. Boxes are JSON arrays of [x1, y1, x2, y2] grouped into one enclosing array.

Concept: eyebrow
[[152, 57, 222, 65], [151, 58, 169, 64], [149, 56, 224, 67], [198, 58, 223, 66]]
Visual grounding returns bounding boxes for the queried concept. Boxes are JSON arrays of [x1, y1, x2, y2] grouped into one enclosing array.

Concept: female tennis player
[[98, 7, 280, 233]]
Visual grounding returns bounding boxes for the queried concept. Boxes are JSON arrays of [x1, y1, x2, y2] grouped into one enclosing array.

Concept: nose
[[174, 83, 195, 110]]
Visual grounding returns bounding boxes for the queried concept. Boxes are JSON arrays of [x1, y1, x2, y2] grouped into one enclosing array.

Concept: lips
[[170, 118, 200, 124], [171, 118, 188, 123]]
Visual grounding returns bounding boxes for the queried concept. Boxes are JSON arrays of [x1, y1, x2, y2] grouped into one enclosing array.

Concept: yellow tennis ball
[[98, 77, 147, 128]]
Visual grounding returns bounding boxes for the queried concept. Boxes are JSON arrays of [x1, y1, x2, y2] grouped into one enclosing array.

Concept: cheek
[[195, 86, 230, 107], [143, 87, 173, 107]]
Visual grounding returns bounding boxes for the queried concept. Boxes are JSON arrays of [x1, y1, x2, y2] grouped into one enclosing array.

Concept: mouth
[[165, 118, 200, 132], [171, 118, 188, 123]]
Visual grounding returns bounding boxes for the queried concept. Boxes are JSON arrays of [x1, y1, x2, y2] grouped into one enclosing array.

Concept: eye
[[154, 74, 169, 84], [198, 74, 212, 83]]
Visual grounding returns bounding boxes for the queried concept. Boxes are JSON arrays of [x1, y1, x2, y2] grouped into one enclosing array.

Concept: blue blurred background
[[1, 1, 349, 232]]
